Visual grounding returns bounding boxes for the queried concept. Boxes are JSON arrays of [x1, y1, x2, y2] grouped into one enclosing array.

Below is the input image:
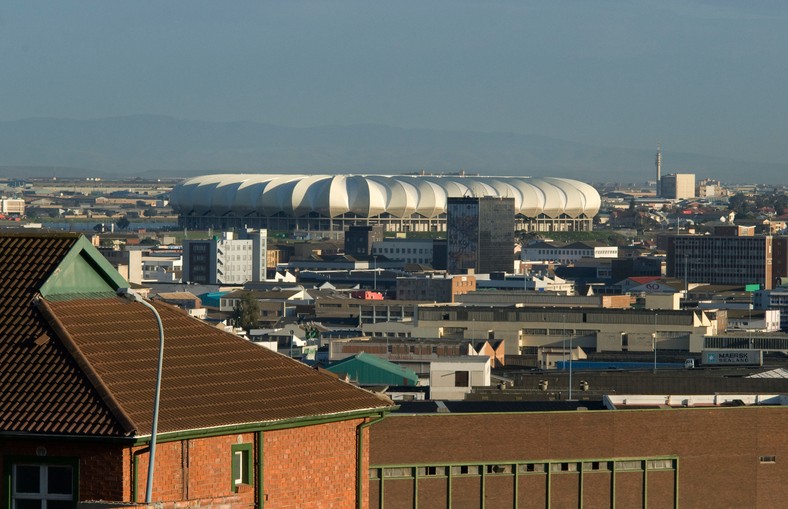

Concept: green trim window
[[451, 465, 481, 476], [231, 444, 253, 492], [9, 459, 78, 509]]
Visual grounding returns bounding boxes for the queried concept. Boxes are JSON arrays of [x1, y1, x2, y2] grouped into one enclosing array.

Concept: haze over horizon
[[2, 1, 788, 177]]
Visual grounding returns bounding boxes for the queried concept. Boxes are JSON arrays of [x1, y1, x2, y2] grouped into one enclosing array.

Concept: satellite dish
[[719, 216, 726, 223]]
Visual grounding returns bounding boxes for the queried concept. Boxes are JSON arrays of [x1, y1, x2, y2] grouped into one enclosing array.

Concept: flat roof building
[[447, 196, 514, 274]]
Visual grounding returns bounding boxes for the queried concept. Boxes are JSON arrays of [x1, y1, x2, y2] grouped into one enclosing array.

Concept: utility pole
[[653, 313, 658, 373]]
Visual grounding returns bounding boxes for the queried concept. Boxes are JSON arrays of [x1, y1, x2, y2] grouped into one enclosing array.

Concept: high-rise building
[[660, 173, 696, 200], [666, 226, 773, 289], [183, 230, 267, 284], [447, 196, 514, 274]]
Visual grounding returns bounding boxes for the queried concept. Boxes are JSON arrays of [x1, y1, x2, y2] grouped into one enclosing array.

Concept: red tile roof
[[39, 296, 390, 436], [0, 233, 127, 436], [2, 232, 390, 439]]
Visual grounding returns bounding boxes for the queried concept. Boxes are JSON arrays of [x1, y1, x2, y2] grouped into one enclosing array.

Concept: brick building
[[0, 232, 391, 508], [368, 406, 788, 508], [396, 274, 476, 302]]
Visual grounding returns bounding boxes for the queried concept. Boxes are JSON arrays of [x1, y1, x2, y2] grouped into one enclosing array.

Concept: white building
[[474, 273, 575, 294], [141, 255, 183, 283], [428, 357, 491, 401], [726, 309, 781, 333], [372, 238, 436, 266], [522, 241, 618, 264], [754, 288, 788, 331], [1, 198, 25, 215], [183, 230, 267, 285]]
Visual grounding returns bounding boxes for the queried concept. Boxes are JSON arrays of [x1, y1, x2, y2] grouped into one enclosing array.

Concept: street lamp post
[[569, 328, 573, 401], [653, 313, 658, 373], [118, 288, 164, 505], [373, 255, 378, 291]]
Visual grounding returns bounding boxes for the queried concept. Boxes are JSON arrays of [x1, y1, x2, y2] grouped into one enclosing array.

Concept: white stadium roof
[[170, 174, 601, 219]]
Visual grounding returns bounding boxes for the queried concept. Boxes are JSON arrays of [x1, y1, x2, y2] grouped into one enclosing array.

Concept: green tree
[[116, 215, 130, 230], [728, 193, 749, 215], [232, 292, 260, 331]]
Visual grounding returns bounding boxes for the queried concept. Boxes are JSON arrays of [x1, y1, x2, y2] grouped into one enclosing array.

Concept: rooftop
[[1, 232, 391, 439]]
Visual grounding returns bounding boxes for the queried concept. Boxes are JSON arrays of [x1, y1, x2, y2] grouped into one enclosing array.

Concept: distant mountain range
[[0, 115, 784, 183]]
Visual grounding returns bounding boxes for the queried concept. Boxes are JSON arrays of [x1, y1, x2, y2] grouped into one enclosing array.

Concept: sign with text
[[702, 350, 762, 366]]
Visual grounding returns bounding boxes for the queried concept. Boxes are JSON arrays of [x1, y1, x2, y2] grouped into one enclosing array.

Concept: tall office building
[[447, 196, 514, 274], [660, 173, 696, 200], [666, 226, 773, 289], [183, 229, 267, 284]]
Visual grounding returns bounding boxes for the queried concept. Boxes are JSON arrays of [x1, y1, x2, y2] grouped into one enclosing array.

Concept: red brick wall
[[4, 417, 371, 509], [263, 418, 367, 509], [0, 438, 128, 502], [132, 433, 257, 506]]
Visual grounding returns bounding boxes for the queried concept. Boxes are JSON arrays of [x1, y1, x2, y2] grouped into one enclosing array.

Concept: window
[[383, 467, 413, 478], [454, 370, 469, 387], [11, 461, 76, 509], [583, 461, 612, 471], [486, 464, 512, 474], [231, 444, 253, 491], [646, 459, 674, 470], [451, 465, 480, 475], [519, 463, 546, 473], [417, 466, 446, 476], [551, 462, 578, 473], [759, 455, 776, 464], [615, 460, 643, 471]]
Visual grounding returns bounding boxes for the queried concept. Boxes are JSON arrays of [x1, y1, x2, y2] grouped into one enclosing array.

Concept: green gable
[[326, 352, 419, 386], [39, 235, 129, 298]]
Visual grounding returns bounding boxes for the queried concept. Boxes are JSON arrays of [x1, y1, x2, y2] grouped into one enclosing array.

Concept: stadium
[[169, 174, 601, 233]]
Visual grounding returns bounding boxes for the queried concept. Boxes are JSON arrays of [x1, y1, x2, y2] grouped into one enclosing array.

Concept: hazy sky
[[2, 0, 788, 163]]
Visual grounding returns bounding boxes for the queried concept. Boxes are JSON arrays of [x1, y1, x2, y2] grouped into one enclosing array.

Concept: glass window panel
[[47, 466, 73, 495], [15, 465, 41, 494], [14, 500, 42, 509], [47, 502, 73, 509]]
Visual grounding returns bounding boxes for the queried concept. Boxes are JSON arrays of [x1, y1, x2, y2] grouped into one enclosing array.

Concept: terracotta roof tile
[[43, 297, 391, 436], [0, 233, 127, 436], [2, 232, 391, 439]]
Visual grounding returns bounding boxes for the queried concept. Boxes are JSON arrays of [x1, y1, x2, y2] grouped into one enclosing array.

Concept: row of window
[[371, 459, 677, 480], [374, 247, 433, 255]]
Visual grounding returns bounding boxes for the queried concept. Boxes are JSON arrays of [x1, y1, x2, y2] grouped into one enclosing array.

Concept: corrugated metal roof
[[0, 233, 127, 436], [327, 352, 419, 385], [43, 297, 391, 436]]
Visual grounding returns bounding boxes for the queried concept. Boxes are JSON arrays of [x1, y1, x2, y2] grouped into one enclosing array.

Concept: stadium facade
[[170, 174, 601, 233]]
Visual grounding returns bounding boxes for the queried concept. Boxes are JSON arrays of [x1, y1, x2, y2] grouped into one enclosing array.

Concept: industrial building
[[368, 403, 787, 508], [170, 174, 600, 234]]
